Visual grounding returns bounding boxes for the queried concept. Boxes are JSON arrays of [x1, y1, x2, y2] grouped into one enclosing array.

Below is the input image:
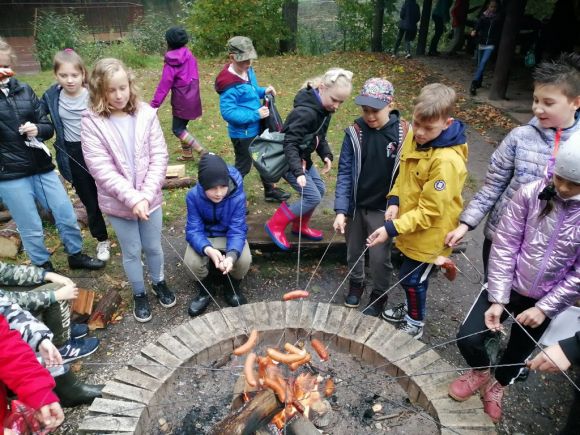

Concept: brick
[[285, 300, 304, 329], [129, 355, 172, 381], [220, 306, 248, 333], [440, 429, 496, 435], [438, 409, 496, 429], [78, 415, 138, 432], [298, 301, 318, 330], [430, 396, 484, 412], [173, 324, 207, 355], [141, 343, 181, 370], [187, 317, 219, 346], [102, 381, 154, 404], [156, 332, 194, 361], [380, 329, 425, 362], [310, 302, 331, 332], [361, 322, 398, 365], [114, 367, 163, 391], [202, 311, 236, 355], [324, 304, 348, 337], [350, 314, 382, 358], [88, 398, 144, 417]]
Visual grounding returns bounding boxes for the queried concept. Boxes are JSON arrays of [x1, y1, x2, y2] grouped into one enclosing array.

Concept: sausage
[[266, 348, 305, 364], [233, 329, 258, 356], [324, 378, 335, 397], [244, 352, 258, 387], [282, 290, 310, 301], [289, 353, 311, 371], [263, 377, 287, 403], [284, 342, 306, 356], [441, 259, 457, 281], [310, 338, 329, 361]]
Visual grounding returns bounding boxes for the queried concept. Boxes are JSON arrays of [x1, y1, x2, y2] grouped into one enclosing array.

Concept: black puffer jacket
[[282, 86, 333, 178], [0, 79, 54, 181]]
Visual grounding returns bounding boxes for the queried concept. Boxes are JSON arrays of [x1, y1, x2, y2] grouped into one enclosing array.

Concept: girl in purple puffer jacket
[[448, 135, 580, 423]]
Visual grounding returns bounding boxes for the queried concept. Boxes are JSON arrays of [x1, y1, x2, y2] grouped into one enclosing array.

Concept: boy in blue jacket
[[184, 153, 251, 317]]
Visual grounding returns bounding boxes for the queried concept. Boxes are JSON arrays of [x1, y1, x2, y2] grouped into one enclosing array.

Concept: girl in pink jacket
[[81, 58, 176, 323], [448, 133, 580, 423]]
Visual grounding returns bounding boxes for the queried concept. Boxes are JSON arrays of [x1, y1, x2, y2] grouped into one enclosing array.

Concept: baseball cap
[[354, 78, 395, 110], [227, 36, 258, 62]]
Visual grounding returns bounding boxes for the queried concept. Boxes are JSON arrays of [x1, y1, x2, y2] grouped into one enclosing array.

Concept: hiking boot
[[151, 280, 176, 308], [448, 369, 491, 401], [382, 302, 408, 323], [68, 252, 106, 270], [481, 380, 504, 422], [224, 278, 248, 307], [188, 280, 211, 317], [96, 240, 111, 262], [70, 323, 88, 339], [38, 261, 55, 273], [54, 369, 103, 408], [344, 283, 365, 308], [362, 290, 388, 317], [133, 294, 152, 323], [58, 337, 100, 364], [264, 185, 291, 202], [397, 320, 424, 339]]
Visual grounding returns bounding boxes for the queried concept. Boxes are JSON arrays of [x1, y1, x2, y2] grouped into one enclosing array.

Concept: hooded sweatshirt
[[385, 120, 468, 262]]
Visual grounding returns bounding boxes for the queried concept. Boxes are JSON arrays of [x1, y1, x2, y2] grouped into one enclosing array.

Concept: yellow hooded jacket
[[386, 121, 468, 263]]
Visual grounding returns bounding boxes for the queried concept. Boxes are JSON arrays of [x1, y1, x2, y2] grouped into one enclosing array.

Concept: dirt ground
[[55, 53, 578, 435]]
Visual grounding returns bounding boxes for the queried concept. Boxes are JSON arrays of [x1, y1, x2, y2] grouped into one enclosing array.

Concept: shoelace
[[485, 382, 503, 401]]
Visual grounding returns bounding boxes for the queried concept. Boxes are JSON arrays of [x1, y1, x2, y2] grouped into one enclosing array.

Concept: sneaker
[[382, 302, 408, 323], [96, 240, 111, 262], [58, 337, 99, 364], [481, 380, 504, 422], [405, 53, 412, 59], [151, 280, 176, 308], [397, 320, 423, 339], [264, 186, 291, 203], [133, 294, 152, 322], [448, 369, 491, 402], [68, 253, 106, 270], [70, 323, 88, 339]]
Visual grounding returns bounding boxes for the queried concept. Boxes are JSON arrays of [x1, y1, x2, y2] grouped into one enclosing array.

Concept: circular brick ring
[[78, 301, 496, 434]]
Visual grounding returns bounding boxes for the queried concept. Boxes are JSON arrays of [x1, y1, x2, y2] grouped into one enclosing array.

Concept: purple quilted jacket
[[488, 179, 580, 319]]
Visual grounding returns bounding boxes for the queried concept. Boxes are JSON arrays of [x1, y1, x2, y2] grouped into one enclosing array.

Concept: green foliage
[[33, 11, 88, 70], [183, 0, 288, 57], [526, 0, 557, 20], [79, 41, 156, 69], [336, 0, 375, 51], [128, 12, 176, 55]]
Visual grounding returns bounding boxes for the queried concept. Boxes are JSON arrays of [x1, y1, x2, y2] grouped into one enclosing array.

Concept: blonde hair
[[302, 67, 353, 91], [53, 49, 88, 85], [88, 58, 139, 117], [413, 83, 457, 121], [0, 37, 16, 65]]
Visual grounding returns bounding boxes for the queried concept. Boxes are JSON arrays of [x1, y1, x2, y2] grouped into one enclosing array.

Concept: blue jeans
[[0, 171, 82, 265], [284, 165, 325, 216], [108, 208, 164, 296], [472, 46, 495, 83]]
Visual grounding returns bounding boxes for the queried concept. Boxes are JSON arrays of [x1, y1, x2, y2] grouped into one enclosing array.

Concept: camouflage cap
[[227, 36, 258, 62]]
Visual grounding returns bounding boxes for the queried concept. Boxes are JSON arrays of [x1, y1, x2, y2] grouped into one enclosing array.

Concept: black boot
[[68, 252, 106, 270], [224, 278, 248, 307], [470, 81, 477, 96], [264, 183, 291, 203], [54, 369, 103, 407], [344, 282, 365, 308], [188, 280, 211, 317], [38, 261, 55, 273], [362, 290, 388, 317]]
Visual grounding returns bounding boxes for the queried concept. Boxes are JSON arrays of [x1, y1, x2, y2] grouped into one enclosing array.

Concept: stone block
[[78, 415, 138, 433], [173, 324, 207, 355], [220, 306, 249, 333], [141, 343, 181, 370], [88, 398, 144, 418], [285, 300, 304, 329], [203, 310, 238, 340], [102, 381, 154, 404], [310, 302, 331, 333], [361, 322, 398, 365], [129, 354, 172, 381], [298, 301, 318, 332], [187, 317, 219, 347], [440, 428, 496, 435], [114, 368, 163, 391], [430, 396, 484, 412], [156, 332, 194, 361], [438, 409, 496, 429]]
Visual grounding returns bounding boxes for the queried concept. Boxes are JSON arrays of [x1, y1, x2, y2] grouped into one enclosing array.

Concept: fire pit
[[78, 301, 496, 434]]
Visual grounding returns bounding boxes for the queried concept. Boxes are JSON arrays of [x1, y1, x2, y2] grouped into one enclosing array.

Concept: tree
[[371, 0, 386, 52], [416, 0, 433, 55], [280, 0, 298, 53]]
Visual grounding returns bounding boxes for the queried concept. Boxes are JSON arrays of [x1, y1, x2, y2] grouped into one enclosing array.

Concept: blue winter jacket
[[215, 65, 266, 139], [40, 84, 73, 182], [185, 166, 247, 258]]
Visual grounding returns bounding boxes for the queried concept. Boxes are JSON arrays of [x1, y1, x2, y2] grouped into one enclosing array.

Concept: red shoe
[[291, 211, 323, 241], [448, 369, 490, 401], [265, 202, 295, 251], [481, 380, 504, 423]]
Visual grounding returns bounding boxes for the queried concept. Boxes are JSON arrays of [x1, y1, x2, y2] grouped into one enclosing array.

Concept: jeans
[[472, 46, 495, 83], [108, 208, 164, 296], [429, 16, 446, 54], [284, 165, 326, 216], [0, 171, 82, 265], [394, 28, 413, 55], [184, 239, 252, 281], [171, 116, 190, 138]]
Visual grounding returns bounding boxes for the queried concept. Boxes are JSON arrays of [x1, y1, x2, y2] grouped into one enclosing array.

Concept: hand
[[38, 339, 63, 367], [366, 226, 388, 247], [484, 303, 504, 331], [19, 122, 38, 138], [471, 30, 476, 37], [5, 429, 17, 435], [219, 257, 234, 275], [516, 307, 546, 328], [265, 85, 276, 96], [527, 343, 572, 372], [333, 213, 346, 234], [296, 175, 307, 188], [132, 199, 149, 220], [54, 283, 78, 301], [321, 157, 332, 174], [204, 247, 224, 269], [44, 272, 74, 287], [34, 402, 64, 429], [384, 205, 399, 221], [258, 106, 270, 119], [445, 223, 469, 247]]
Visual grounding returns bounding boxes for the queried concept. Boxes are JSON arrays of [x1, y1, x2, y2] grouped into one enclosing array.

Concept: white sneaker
[[382, 302, 408, 323], [96, 240, 111, 262], [397, 320, 424, 339]]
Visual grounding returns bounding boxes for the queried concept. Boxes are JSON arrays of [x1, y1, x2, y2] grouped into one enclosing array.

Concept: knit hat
[[354, 78, 395, 109], [198, 153, 230, 190], [554, 131, 580, 183], [165, 26, 189, 49], [227, 36, 257, 62]]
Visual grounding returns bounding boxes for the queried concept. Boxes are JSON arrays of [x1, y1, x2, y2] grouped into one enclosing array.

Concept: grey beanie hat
[[554, 131, 580, 184]]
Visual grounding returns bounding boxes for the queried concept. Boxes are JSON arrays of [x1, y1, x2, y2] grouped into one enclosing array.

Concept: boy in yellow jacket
[[367, 83, 468, 339]]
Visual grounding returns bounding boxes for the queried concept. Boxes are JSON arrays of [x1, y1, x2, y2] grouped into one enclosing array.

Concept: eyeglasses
[[325, 68, 353, 83]]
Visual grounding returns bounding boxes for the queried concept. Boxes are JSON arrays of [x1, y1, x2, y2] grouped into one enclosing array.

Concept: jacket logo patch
[[434, 180, 446, 191]]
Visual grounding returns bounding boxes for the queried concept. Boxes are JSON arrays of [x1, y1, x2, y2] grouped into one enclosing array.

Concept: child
[[334, 78, 407, 316], [215, 36, 289, 203], [367, 83, 468, 339], [266, 67, 353, 251], [0, 38, 104, 272], [448, 137, 580, 423], [41, 49, 111, 262], [81, 58, 176, 323], [151, 26, 207, 161], [393, 0, 421, 58], [184, 153, 251, 317], [446, 52, 580, 275]]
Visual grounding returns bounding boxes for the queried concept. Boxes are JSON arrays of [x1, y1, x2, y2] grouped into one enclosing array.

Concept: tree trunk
[[371, 0, 386, 52], [280, 0, 299, 53], [416, 0, 433, 55], [489, 0, 527, 100]]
